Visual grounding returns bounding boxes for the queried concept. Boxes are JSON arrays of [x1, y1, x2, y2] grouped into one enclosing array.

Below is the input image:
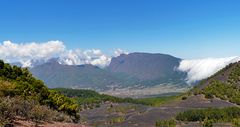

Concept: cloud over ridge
[[0, 41, 127, 67], [1, 40, 239, 84], [178, 56, 240, 83]]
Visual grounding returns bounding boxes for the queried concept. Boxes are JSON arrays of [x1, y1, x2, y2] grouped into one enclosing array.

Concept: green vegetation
[[107, 105, 137, 114], [204, 80, 240, 104], [108, 116, 125, 124], [133, 96, 180, 106], [191, 62, 240, 105], [232, 118, 240, 127], [156, 107, 240, 127], [176, 107, 240, 126], [155, 119, 176, 127], [228, 63, 240, 84], [54, 88, 180, 108], [0, 60, 79, 126], [54, 88, 126, 109]]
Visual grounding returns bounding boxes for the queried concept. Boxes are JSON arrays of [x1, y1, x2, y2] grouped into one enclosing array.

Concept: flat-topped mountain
[[108, 52, 184, 80]]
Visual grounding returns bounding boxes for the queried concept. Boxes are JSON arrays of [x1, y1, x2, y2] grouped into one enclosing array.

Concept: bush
[[11, 97, 37, 119], [203, 119, 213, 127], [181, 96, 187, 100], [205, 93, 214, 99], [0, 97, 15, 126], [51, 111, 72, 122], [0, 96, 73, 126], [109, 116, 125, 124], [29, 105, 52, 124], [156, 119, 176, 127], [232, 118, 240, 127], [176, 107, 240, 124]]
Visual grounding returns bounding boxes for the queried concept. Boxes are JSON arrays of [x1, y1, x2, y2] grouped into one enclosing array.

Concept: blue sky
[[0, 0, 240, 59]]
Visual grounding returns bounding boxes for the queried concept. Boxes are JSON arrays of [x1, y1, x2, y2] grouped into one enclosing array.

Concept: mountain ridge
[[29, 52, 188, 96]]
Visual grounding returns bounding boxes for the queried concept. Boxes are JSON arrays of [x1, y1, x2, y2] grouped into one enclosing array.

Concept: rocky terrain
[[81, 95, 236, 127]]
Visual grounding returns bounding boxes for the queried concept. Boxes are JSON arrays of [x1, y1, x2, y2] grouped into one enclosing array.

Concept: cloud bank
[[2, 40, 239, 84], [0, 41, 127, 67], [178, 57, 240, 83]]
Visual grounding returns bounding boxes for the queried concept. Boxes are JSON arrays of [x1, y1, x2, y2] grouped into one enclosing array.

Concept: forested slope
[[0, 60, 80, 126]]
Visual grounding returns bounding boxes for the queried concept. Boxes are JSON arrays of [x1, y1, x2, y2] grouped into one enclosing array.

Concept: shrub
[[0, 96, 73, 126], [156, 119, 176, 127], [51, 111, 72, 122], [0, 97, 15, 126], [11, 97, 37, 119], [109, 116, 125, 124], [181, 96, 187, 100], [176, 107, 240, 124], [205, 93, 214, 99], [29, 105, 52, 124], [232, 118, 240, 127], [0, 80, 16, 97], [203, 119, 213, 127]]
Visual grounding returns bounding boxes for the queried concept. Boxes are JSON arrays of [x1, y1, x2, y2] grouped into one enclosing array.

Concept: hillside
[[152, 61, 240, 127], [192, 61, 240, 104], [0, 60, 81, 126], [30, 60, 122, 90]]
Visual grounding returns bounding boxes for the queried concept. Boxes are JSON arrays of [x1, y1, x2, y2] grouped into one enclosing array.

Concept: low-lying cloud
[[0, 41, 127, 67], [178, 56, 240, 83]]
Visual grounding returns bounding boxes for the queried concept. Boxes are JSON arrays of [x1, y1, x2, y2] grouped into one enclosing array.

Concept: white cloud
[[2, 40, 239, 84], [178, 56, 240, 83], [0, 40, 65, 67], [0, 40, 126, 68], [114, 48, 129, 57], [58, 49, 111, 68]]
